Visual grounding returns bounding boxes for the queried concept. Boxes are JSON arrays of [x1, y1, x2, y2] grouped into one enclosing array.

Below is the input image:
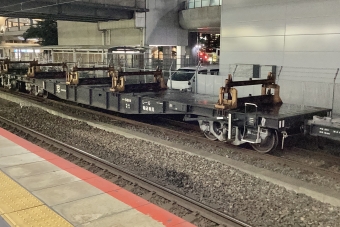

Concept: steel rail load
[[1, 59, 339, 153]]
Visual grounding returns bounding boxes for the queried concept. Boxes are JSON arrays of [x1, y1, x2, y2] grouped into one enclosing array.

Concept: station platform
[[0, 128, 194, 227]]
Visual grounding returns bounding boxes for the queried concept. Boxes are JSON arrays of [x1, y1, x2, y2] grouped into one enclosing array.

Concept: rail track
[[273, 146, 340, 175], [0, 115, 251, 227], [2, 88, 340, 191]]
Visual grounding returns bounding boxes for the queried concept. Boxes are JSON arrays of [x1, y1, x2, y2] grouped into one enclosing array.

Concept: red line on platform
[[0, 128, 195, 227]]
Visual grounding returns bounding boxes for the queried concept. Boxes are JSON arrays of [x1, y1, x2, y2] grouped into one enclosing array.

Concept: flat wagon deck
[[44, 80, 329, 119], [1, 62, 337, 153], [42, 78, 331, 153]]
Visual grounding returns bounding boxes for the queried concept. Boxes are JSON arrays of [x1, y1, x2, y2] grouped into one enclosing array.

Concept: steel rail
[[2, 88, 340, 184], [0, 116, 252, 227]]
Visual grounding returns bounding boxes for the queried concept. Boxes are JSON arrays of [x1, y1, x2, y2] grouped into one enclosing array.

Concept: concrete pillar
[[101, 31, 105, 46], [141, 27, 145, 47], [102, 49, 105, 65], [187, 32, 199, 66], [163, 46, 171, 56], [73, 49, 76, 64], [87, 51, 90, 67], [51, 50, 55, 62], [144, 46, 152, 70], [106, 30, 111, 45], [176, 46, 186, 69], [162, 46, 172, 70]]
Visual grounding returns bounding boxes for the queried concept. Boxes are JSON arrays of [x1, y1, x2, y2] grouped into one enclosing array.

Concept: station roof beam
[[0, 0, 148, 22]]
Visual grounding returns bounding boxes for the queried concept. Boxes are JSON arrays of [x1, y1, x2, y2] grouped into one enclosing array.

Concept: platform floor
[[0, 128, 194, 227]]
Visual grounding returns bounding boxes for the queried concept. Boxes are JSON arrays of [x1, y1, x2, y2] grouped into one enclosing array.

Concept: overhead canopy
[[0, 0, 148, 22]]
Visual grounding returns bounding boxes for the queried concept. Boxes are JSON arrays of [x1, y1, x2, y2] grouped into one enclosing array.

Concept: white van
[[168, 67, 208, 91], [168, 66, 219, 91]]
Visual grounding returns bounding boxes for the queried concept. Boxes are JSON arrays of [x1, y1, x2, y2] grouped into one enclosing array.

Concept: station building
[[0, 0, 339, 114], [218, 0, 340, 114]]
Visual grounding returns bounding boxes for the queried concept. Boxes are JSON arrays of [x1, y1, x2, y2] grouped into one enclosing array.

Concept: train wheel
[[200, 120, 220, 141], [251, 129, 278, 153], [204, 131, 218, 141], [33, 86, 40, 96], [42, 90, 49, 99], [15, 82, 20, 92]]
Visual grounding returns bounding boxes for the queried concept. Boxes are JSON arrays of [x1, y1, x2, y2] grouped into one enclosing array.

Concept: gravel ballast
[[4, 93, 340, 194], [1, 98, 340, 226]]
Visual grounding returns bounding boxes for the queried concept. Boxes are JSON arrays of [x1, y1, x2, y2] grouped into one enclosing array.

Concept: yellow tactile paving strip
[[0, 171, 72, 227]]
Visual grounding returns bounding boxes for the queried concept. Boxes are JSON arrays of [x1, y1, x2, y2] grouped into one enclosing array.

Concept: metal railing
[[1, 18, 38, 34], [185, 0, 222, 9], [7, 51, 217, 73]]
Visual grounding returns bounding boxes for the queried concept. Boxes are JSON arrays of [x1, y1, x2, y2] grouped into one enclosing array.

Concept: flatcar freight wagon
[[1, 60, 339, 153]]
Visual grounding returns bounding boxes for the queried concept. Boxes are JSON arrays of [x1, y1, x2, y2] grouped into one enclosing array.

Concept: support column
[[106, 30, 111, 46], [163, 46, 171, 56], [162, 46, 172, 70], [101, 31, 105, 46], [176, 46, 186, 70], [102, 49, 105, 65], [144, 46, 152, 70], [87, 51, 90, 67], [187, 32, 199, 66], [73, 49, 76, 64], [51, 50, 55, 62], [17, 18, 20, 31]]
